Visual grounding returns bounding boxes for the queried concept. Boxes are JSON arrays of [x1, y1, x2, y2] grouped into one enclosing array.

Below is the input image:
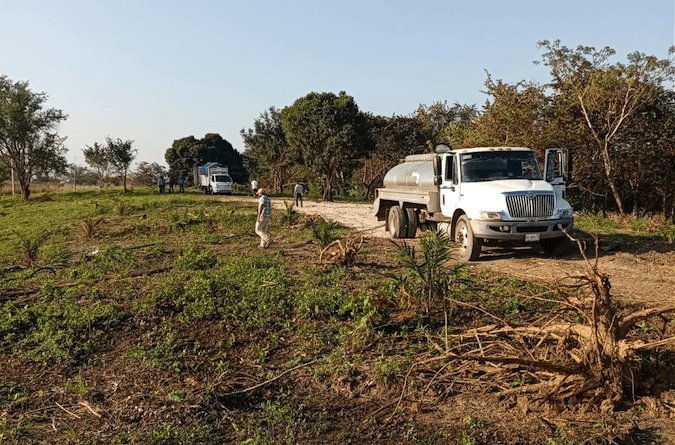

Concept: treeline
[[241, 41, 675, 217]]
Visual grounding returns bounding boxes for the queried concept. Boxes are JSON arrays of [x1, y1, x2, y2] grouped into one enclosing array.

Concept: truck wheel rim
[[458, 224, 469, 250]]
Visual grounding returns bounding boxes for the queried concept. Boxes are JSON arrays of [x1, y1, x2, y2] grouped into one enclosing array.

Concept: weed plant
[[282, 200, 300, 225], [311, 219, 340, 247]]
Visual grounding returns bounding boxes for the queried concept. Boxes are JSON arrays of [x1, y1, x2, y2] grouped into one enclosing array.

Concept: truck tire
[[455, 215, 482, 261], [387, 206, 407, 239], [540, 237, 565, 255], [405, 208, 418, 238]]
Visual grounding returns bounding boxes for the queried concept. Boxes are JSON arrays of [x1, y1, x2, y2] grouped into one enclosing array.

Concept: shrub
[[311, 219, 340, 247]]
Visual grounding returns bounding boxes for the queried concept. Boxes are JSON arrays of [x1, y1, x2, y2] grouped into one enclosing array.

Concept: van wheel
[[455, 215, 481, 261], [387, 206, 407, 239], [405, 208, 418, 238]]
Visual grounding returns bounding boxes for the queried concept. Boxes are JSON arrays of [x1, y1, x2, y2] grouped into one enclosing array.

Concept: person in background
[[251, 178, 259, 197], [168, 177, 174, 193], [255, 188, 272, 248], [177, 177, 185, 193], [294, 182, 304, 208], [158, 176, 166, 194]]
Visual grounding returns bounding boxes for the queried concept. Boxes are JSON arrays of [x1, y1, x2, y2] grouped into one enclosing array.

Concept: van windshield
[[461, 151, 542, 182], [214, 175, 232, 183]]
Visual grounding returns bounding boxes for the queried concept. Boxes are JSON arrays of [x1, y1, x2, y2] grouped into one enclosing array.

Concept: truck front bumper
[[470, 218, 574, 242]]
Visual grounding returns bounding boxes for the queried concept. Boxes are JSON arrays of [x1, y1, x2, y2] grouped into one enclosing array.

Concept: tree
[[353, 114, 427, 198], [165, 136, 203, 184], [281, 91, 368, 201], [538, 40, 675, 215], [415, 101, 478, 148], [83, 142, 114, 185], [0, 75, 68, 200], [106, 137, 136, 192], [0, 161, 9, 183], [132, 161, 166, 187], [241, 107, 292, 193], [165, 134, 247, 184], [466, 75, 550, 149]]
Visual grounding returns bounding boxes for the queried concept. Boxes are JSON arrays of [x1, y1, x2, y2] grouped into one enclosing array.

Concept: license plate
[[525, 233, 541, 242]]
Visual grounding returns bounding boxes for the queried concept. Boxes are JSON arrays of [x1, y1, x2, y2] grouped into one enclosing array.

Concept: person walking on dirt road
[[293, 182, 304, 208], [255, 188, 272, 248], [251, 179, 259, 197]]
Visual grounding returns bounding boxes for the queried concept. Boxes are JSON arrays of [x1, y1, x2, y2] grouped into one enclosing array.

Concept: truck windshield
[[461, 151, 542, 182], [214, 175, 232, 183]]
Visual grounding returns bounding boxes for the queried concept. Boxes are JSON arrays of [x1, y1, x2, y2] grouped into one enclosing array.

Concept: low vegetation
[[0, 188, 673, 444]]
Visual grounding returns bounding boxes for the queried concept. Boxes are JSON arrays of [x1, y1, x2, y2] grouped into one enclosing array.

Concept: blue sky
[[1, 0, 673, 166]]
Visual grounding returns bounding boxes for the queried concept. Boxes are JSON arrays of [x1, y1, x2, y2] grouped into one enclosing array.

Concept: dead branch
[[220, 360, 317, 396]]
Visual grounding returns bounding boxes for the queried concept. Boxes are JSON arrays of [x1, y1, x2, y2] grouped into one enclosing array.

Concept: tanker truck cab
[[373, 146, 574, 261]]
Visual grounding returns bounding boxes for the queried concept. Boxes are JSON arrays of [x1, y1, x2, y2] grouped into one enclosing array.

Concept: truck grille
[[505, 193, 555, 218]]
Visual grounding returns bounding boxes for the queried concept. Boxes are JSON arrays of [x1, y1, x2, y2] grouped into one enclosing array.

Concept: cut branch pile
[[319, 236, 365, 267], [399, 233, 675, 414]]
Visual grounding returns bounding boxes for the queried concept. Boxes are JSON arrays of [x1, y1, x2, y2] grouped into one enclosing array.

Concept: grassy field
[[0, 188, 673, 444]]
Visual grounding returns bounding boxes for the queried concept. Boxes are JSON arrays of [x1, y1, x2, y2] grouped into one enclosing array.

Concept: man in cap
[[255, 188, 272, 248]]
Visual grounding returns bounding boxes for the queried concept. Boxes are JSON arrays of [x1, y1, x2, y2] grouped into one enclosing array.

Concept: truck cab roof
[[405, 147, 532, 162]]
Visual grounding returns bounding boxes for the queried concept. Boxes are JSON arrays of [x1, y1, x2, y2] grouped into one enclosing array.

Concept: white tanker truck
[[373, 146, 573, 261]]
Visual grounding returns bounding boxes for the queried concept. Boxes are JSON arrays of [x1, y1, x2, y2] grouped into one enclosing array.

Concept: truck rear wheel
[[387, 206, 407, 239], [455, 215, 482, 261], [405, 208, 418, 238]]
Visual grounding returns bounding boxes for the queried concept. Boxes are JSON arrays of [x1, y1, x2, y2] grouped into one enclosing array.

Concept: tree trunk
[[20, 181, 30, 201], [601, 141, 625, 215], [123, 168, 128, 193]]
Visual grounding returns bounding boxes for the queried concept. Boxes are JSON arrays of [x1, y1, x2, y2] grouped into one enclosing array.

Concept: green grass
[[575, 212, 675, 241]]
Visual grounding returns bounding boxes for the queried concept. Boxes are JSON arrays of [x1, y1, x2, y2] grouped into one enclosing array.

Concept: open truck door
[[544, 148, 571, 200]]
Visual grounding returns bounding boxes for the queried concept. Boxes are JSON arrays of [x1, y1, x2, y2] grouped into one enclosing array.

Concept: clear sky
[[1, 0, 673, 167]]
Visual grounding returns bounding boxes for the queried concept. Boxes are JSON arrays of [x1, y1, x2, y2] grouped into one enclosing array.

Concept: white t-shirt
[[251, 180, 258, 189]]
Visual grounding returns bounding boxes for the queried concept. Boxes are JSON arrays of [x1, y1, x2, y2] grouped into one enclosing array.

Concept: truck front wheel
[[455, 215, 482, 261], [540, 237, 565, 256], [388, 206, 407, 239]]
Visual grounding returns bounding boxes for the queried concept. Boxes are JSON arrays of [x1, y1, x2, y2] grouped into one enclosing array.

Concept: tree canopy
[[165, 133, 247, 184], [0, 75, 68, 200], [241, 107, 291, 194], [280, 91, 368, 201]]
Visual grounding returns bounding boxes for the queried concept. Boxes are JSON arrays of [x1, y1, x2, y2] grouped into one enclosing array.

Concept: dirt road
[[285, 199, 675, 306]]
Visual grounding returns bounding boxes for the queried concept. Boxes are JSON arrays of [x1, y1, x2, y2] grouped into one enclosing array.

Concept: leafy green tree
[[83, 142, 114, 185], [106, 137, 137, 192], [132, 161, 167, 187], [353, 114, 427, 198], [0, 161, 9, 183], [615, 87, 675, 216], [415, 101, 478, 148], [165, 136, 203, 184], [538, 40, 675, 215], [466, 75, 550, 149], [241, 107, 291, 193], [280, 91, 368, 201], [165, 134, 247, 184], [0, 75, 68, 200]]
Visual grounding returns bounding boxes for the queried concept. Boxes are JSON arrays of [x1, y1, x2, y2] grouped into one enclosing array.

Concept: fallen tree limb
[[220, 360, 317, 397]]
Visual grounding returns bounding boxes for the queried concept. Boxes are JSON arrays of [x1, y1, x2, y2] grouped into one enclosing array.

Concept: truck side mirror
[[433, 175, 442, 186]]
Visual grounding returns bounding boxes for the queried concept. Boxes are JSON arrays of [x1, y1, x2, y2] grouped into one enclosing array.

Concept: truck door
[[544, 148, 570, 200], [440, 153, 460, 217]]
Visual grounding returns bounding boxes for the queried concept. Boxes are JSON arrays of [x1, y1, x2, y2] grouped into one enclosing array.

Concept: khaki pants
[[255, 217, 271, 247]]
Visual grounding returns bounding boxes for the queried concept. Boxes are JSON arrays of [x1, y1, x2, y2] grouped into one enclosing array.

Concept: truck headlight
[[479, 211, 502, 220], [558, 209, 573, 218]]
